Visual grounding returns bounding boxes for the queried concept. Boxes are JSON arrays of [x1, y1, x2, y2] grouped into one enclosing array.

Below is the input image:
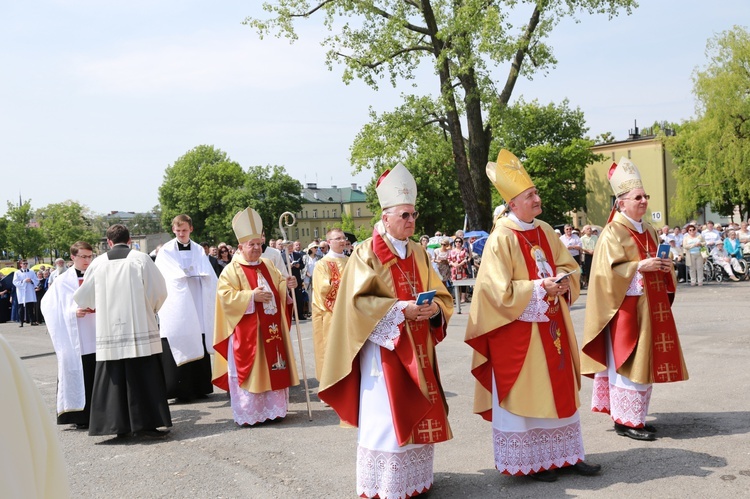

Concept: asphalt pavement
[[3, 280, 750, 498]]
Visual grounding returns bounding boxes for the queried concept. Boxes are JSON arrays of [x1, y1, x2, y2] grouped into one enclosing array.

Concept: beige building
[[583, 127, 678, 228], [292, 183, 375, 246]]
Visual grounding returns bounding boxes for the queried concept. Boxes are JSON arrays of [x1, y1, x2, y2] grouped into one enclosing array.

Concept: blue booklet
[[656, 243, 671, 259], [416, 290, 437, 305]]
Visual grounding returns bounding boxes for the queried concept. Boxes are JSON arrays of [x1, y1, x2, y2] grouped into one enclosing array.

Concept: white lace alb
[[369, 302, 407, 351], [518, 280, 550, 323]]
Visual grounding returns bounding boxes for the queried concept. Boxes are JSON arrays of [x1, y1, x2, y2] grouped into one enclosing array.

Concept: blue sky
[[1, 1, 746, 216]]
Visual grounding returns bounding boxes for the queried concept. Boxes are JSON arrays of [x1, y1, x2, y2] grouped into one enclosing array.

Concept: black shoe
[[19, 323, 23, 327], [529, 469, 558, 482], [74, 423, 89, 430], [614, 422, 655, 441], [138, 429, 170, 439], [570, 461, 601, 476]]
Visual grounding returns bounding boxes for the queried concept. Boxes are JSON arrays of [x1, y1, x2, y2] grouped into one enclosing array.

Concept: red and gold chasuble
[[232, 263, 294, 391], [373, 232, 450, 447], [611, 227, 686, 383], [473, 227, 577, 420], [323, 261, 341, 312]]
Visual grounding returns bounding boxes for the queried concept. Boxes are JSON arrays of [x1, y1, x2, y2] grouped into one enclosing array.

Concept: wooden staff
[[278, 211, 313, 420]]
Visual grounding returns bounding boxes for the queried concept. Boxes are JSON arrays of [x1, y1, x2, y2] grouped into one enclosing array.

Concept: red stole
[[611, 228, 686, 383], [373, 232, 450, 446], [232, 263, 294, 390], [324, 260, 341, 312]]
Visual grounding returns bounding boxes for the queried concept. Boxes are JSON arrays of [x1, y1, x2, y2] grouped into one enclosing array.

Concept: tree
[[241, 165, 303, 239], [36, 201, 100, 260], [248, 0, 636, 230], [490, 98, 599, 226], [4, 201, 45, 260], [666, 26, 750, 220], [341, 211, 371, 242], [159, 145, 248, 243]]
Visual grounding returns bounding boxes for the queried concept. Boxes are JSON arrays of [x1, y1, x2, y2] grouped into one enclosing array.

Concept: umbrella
[[0, 267, 16, 276], [471, 236, 488, 256], [427, 236, 444, 249], [464, 230, 489, 239], [31, 263, 48, 271]]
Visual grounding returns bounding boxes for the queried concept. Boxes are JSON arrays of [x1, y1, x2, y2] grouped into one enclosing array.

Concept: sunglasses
[[625, 194, 650, 201], [391, 211, 419, 220]]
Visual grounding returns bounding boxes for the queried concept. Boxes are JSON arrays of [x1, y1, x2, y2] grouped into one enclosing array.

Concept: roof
[[301, 187, 367, 204]]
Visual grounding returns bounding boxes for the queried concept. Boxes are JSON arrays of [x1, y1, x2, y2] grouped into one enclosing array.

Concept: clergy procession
[[9, 152, 707, 499]]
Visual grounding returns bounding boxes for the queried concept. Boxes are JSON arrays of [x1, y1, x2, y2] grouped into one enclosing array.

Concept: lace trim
[[518, 280, 549, 322], [626, 270, 644, 296], [357, 445, 434, 499], [369, 302, 407, 351], [590, 376, 652, 427], [493, 422, 585, 475], [228, 378, 288, 426]]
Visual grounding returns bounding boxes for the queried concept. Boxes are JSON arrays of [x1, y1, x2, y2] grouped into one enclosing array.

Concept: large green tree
[[248, 0, 636, 230], [4, 201, 45, 260], [36, 201, 99, 259], [159, 145, 248, 243], [490, 98, 599, 226], [667, 26, 750, 220], [240, 165, 303, 239]]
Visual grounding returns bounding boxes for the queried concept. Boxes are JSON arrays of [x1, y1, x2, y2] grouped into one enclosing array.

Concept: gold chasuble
[[581, 212, 688, 384], [311, 254, 348, 381], [465, 217, 581, 421], [212, 255, 299, 394], [318, 226, 454, 447]]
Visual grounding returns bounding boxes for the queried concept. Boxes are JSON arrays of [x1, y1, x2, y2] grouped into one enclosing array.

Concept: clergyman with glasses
[[318, 163, 454, 499], [581, 157, 688, 442]]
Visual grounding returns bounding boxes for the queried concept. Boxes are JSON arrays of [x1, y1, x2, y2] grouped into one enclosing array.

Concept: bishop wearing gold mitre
[[581, 158, 687, 442], [212, 207, 299, 426], [318, 163, 454, 499], [464, 149, 601, 482]]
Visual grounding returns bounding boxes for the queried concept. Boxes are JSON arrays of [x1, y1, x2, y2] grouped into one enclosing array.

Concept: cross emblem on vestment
[[417, 419, 442, 443], [113, 318, 127, 327], [649, 277, 664, 293], [656, 362, 679, 382], [416, 344, 429, 369], [654, 303, 671, 323], [427, 381, 439, 404], [654, 332, 675, 353]]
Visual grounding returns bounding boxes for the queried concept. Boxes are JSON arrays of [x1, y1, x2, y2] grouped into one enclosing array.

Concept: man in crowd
[[465, 149, 600, 482], [47, 258, 67, 285], [580, 224, 598, 289], [262, 232, 290, 277], [560, 224, 583, 264], [155, 215, 217, 402], [311, 227, 349, 381], [74, 224, 171, 438], [582, 158, 688, 442], [212, 208, 299, 426], [13, 259, 39, 327], [42, 241, 97, 430], [702, 221, 722, 250], [319, 163, 454, 499]]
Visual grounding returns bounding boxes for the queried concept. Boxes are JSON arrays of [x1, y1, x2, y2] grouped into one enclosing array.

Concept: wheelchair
[[703, 254, 747, 282]]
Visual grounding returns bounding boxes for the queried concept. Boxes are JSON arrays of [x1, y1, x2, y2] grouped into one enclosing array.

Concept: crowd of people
[[6, 151, 749, 498]]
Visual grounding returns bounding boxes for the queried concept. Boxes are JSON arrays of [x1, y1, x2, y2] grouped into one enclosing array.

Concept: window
[[314, 228, 319, 238], [313, 209, 317, 219], [333, 209, 337, 218], [356, 208, 361, 217], [627, 149, 631, 159], [611, 152, 615, 162]]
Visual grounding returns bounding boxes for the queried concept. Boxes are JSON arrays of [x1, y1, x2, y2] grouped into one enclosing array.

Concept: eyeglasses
[[75, 255, 94, 260], [688, 228, 696, 231], [391, 211, 419, 220], [624, 194, 650, 201]]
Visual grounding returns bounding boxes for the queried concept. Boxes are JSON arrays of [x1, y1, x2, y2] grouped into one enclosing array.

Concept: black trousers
[[19, 302, 37, 324]]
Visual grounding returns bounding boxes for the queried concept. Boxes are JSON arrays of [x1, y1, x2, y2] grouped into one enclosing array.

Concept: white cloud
[[72, 31, 330, 95]]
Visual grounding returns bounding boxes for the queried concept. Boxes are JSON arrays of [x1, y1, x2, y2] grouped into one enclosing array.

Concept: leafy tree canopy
[[35, 201, 100, 259], [4, 201, 45, 260], [241, 165, 303, 240], [247, 0, 637, 230], [666, 26, 750, 221]]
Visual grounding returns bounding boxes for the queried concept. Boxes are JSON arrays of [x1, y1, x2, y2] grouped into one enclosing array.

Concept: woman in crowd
[[217, 246, 231, 268], [737, 221, 750, 254], [448, 237, 470, 303], [682, 224, 706, 286], [432, 237, 453, 294]]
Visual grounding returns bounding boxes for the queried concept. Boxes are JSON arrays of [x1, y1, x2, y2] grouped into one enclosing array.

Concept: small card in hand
[[656, 243, 671, 259], [416, 290, 437, 305]]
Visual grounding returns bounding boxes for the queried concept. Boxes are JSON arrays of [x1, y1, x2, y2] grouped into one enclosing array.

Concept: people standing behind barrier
[[711, 241, 743, 281], [683, 225, 707, 286], [449, 237, 469, 303], [581, 157, 688, 442], [580, 225, 598, 289]]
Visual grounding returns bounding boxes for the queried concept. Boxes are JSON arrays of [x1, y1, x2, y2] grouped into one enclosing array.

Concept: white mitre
[[375, 162, 417, 209], [608, 157, 643, 197], [232, 207, 263, 243]]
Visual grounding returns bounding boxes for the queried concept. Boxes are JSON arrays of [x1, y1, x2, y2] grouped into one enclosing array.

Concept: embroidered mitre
[[486, 149, 535, 202], [376, 163, 417, 209], [608, 157, 643, 197]]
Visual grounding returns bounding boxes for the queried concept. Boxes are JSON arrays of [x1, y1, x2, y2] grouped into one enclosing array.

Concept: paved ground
[[3, 280, 750, 498]]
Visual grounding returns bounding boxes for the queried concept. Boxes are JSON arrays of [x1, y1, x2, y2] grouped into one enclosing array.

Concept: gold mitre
[[608, 157, 643, 197], [486, 149, 535, 202], [376, 162, 417, 209], [232, 207, 263, 243]]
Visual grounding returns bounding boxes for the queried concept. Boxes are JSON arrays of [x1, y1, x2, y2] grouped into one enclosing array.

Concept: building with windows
[[292, 183, 375, 245]]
